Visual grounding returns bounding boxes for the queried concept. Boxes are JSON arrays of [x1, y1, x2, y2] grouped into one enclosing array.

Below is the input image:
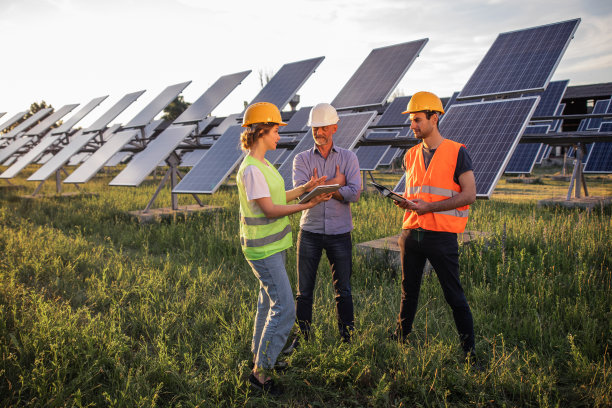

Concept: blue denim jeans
[[295, 229, 354, 340], [247, 250, 295, 369]]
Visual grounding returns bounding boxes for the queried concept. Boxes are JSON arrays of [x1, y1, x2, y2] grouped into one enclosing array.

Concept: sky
[[1, 0, 611, 128]]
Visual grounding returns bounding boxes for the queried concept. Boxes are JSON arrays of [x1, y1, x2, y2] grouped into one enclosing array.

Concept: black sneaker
[[248, 373, 283, 396], [282, 336, 300, 355]]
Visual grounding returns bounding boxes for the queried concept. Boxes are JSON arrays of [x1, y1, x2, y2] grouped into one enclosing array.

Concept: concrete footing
[[538, 196, 612, 210], [127, 204, 223, 223], [356, 230, 490, 273]]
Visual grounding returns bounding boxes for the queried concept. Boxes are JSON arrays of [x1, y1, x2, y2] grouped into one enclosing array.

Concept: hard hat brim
[[241, 121, 288, 128]]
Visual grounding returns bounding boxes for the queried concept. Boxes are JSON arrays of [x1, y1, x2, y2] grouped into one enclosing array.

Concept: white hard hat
[[308, 103, 339, 127]]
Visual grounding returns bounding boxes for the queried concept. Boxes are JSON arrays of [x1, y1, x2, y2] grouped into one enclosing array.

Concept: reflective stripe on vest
[[240, 224, 291, 247], [407, 185, 459, 198], [240, 215, 279, 225]]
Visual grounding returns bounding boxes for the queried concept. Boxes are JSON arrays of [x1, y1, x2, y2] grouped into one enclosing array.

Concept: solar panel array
[[530, 80, 569, 118], [458, 19, 580, 99], [179, 150, 207, 167], [84, 91, 145, 133], [356, 145, 390, 171], [109, 125, 197, 186], [504, 125, 549, 174], [586, 99, 610, 130], [249, 57, 324, 109], [281, 106, 311, 134], [376, 96, 411, 127], [25, 104, 79, 137], [52, 96, 108, 135], [0, 111, 27, 133], [172, 126, 245, 194], [332, 40, 428, 110], [0, 137, 32, 164], [0, 135, 60, 179], [124, 82, 191, 129], [1, 108, 52, 139], [584, 122, 612, 173], [175, 71, 251, 124], [439, 97, 540, 197]]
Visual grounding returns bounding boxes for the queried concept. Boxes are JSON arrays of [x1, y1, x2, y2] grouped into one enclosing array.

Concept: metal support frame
[[143, 151, 204, 213], [31, 167, 81, 197], [566, 142, 589, 200]]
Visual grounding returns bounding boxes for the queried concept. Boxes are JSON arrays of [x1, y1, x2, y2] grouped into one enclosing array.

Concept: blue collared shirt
[[293, 144, 361, 234]]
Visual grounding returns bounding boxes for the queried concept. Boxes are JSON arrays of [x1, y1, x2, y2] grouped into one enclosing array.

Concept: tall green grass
[[0, 166, 610, 407]]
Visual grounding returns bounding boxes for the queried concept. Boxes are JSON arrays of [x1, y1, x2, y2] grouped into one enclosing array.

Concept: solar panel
[[1, 108, 53, 139], [109, 125, 197, 186], [179, 150, 207, 167], [0, 135, 61, 179], [67, 152, 91, 166], [365, 131, 400, 140], [505, 125, 549, 174], [379, 147, 402, 166], [52, 96, 108, 135], [0, 111, 27, 133], [531, 80, 569, 117], [586, 99, 610, 130], [172, 125, 245, 194], [27, 130, 95, 181], [535, 144, 549, 164], [124, 81, 191, 129], [393, 174, 405, 194], [440, 97, 540, 197], [356, 145, 390, 171], [264, 147, 287, 165], [175, 71, 251, 124], [458, 19, 580, 99], [377, 96, 411, 127], [281, 106, 311, 134], [277, 111, 377, 189], [584, 122, 612, 173], [249, 57, 324, 110], [37, 152, 54, 165], [84, 91, 145, 133], [25, 104, 79, 137], [444, 92, 481, 111], [63, 130, 139, 184], [332, 40, 428, 110], [550, 103, 565, 132], [0, 136, 32, 164], [105, 152, 133, 167]]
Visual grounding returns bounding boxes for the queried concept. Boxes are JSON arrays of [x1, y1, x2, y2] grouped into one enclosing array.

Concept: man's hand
[[326, 165, 346, 186], [407, 198, 431, 215], [302, 169, 327, 193]]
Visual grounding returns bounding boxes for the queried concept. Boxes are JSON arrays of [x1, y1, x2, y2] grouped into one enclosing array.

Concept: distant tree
[[161, 96, 191, 122], [258, 68, 273, 88]]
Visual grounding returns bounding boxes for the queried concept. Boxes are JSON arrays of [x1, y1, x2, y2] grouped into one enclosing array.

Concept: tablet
[[298, 184, 341, 204], [369, 181, 414, 204]]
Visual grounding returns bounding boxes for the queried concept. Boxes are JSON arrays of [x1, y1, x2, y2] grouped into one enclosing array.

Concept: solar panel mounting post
[[142, 151, 203, 213]]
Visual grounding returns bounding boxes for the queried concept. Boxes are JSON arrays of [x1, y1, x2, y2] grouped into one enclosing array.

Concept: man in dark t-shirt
[[392, 91, 477, 361]]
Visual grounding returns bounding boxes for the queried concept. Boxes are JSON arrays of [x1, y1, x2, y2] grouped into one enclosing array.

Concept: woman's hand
[[308, 192, 333, 207], [302, 168, 327, 192]]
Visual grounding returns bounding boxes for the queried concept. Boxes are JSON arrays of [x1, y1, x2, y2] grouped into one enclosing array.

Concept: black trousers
[[398, 228, 475, 353], [295, 229, 354, 340]]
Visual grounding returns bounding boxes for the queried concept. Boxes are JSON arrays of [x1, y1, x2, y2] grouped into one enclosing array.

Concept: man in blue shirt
[[287, 103, 362, 350]]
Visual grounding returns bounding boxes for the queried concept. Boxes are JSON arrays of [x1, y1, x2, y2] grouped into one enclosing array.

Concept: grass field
[[0, 163, 611, 407]]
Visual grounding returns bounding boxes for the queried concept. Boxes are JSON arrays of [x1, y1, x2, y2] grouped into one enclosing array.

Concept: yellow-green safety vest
[[237, 155, 292, 260]]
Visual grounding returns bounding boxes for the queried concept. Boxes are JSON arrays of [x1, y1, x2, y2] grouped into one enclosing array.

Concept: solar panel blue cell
[[584, 122, 612, 173], [366, 131, 400, 140], [282, 106, 311, 134], [249, 57, 324, 110], [530, 80, 569, 117], [379, 147, 401, 166], [505, 125, 549, 174], [332, 40, 428, 110], [586, 99, 610, 130], [440, 97, 540, 197], [355, 145, 390, 171], [444, 92, 481, 111], [535, 144, 549, 164], [377, 96, 411, 127], [172, 126, 245, 194], [459, 19, 580, 99], [393, 173, 405, 194]]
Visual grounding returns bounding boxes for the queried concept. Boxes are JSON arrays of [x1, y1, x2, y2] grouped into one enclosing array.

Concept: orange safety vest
[[402, 139, 469, 233]]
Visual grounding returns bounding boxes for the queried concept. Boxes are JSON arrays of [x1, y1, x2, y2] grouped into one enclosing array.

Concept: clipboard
[[298, 184, 341, 204], [369, 181, 413, 204]]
